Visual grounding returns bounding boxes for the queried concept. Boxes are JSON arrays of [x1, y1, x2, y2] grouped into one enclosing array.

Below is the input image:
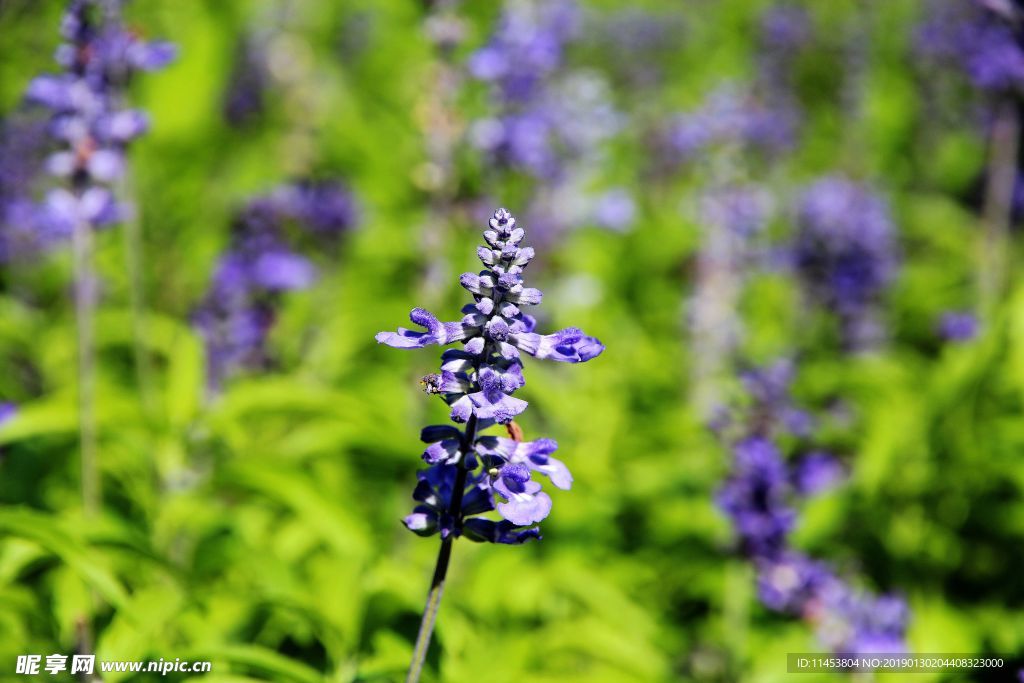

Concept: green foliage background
[[1, 0, 1023, 681]]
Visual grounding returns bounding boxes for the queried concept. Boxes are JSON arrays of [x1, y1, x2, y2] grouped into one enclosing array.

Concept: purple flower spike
[[194, 179, 357, 389], [794, 176, 898, 348], [378, 207, 603, 543], [716, 359, 909, 654], [15, 0, 175, 253]]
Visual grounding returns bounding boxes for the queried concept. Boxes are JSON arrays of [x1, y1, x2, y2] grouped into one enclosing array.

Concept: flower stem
[[119, 173, 155, 415], [73, 217, 99, 518], [979, 97, 1019, 313], [406, 411, 479, 683], [405, 536, 451, 683]]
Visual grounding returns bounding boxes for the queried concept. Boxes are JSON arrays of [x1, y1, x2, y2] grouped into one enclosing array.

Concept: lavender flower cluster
[[664, 85, 798, 165], [916, 0, 1024, 96], [376, 208, 604, 543], [716, 361, 909, 654], [194, 180, 356, 389], [793, 177, 898, 348], [23, 0, 175, 239], [467, 0, 582, 180], [468, 0, 633, 234]]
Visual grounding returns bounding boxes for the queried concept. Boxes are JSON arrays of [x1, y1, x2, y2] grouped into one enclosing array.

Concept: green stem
[[979, 97, 1019, 313], [404, 536, 451, 683], [73, 217, 99, 518], [120, 173, 155, 414]]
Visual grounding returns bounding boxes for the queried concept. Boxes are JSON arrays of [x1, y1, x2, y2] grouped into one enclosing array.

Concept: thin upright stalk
[[979, 97, 1020, 312], [406, 401, 482, 683], [73, 217, 99, 518], [120, 174, 155, 414], [405, 531, 453, 683]]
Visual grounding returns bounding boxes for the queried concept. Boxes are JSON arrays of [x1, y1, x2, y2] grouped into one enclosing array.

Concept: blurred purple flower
[[717, 437, 795, 559], [937, 310, 979, 342], [794, 176, 898, 348], [916, 0, 1024, 95], [716, 358, 908, 653], [223, 36, 269, 126], [195, 180, 357, 389], [592, 188, 636, 232], [23, 0, 175, 236], [591, 8, 683, 89], [663, 85, 798, 165], [759, 5, 812, 54], [275, 179, 358, 242], [792, 451, 845, 495], [700, 185, 772, 237], [737, 358, 813, 438], [0, 117, 53, 259], [468, 0, 625, 241]]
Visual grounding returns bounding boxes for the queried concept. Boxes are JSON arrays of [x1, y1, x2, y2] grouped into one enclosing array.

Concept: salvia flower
[[663, 85, 798, 165], [937, 310, 979, 342], [757, 552, 909, 654], [195, 180, 357, 389], [716, 360, 908, 653], [793, 176, 898, 348], [717, 437, 796, 559], [791, 451, 845, 496], [467, 1, 632, 239], [377, 207, 604, 542], [916, 0, 1024, 96], [25, 0, 175, 236], [711, 359, 812, 440]]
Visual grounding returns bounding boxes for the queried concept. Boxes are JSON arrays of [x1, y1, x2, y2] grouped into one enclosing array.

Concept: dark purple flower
[[378, 207, 604, 541], [717, 437, 795, 560], [916, 0, 1024, 95], [716, 358, 908, 654], [794, 177, 898, 347], [194, 179, 356, 389], [404, 463, 496, 539]]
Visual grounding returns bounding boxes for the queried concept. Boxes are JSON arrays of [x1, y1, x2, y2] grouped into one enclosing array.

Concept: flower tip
[[580, 337, 606, 362]]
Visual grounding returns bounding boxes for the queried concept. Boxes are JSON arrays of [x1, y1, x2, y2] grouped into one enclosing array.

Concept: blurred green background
[[1, 0, 1023, 681]]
